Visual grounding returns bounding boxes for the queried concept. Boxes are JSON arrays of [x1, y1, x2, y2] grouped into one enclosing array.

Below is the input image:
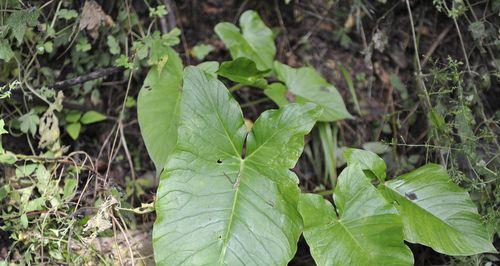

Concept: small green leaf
[[107, 35, 120, 55], [0, 185, 10, 201], [469, 21, 486, 40], [76, 38, 91, 52], [343, 148, 386, 182], [149, 5, 167, 18], [0, 39, 14, 62], [20, 213, 28, 228], [35, 165, 50, 191], [58, 9, 78, 20], [36, 43, 45, 54], [138, 47, 183, 173], [80, 111, 106, 125], [299, 165, 413, 266], [147, 35, 171, 72], [0, 151, 17, 165], [133, 41, 148, 60], [24, 197, 45, 212], [197, 61, 219, 77], [65, 122, 81, 140], [19, 111, 40, 136], [44, 41, 53, 53], [65, 110, 82, 123], [115, 55, 134, 69], [274, 61, 353, 122], [0, 119, 7, 135], [215, 10, 275, 70], [389, 73, 408, 100], [49, 249, 64, 261], [191, 43, 214, 60], [333, 28, 352, 49], [428, 109, 446, 132], [380, 164, 496, 255], [63, 178, 77, 200], [125, 96, 136, 108], [217, 58, 269, 89], [143, 29, 180, 71], [16, 164, 38, 178], [6, 8, 39, 44], [162, 27, 181, 46]]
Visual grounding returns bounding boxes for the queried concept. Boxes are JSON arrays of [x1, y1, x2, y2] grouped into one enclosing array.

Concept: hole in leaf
[[241, 133, 248, 159], [405, 192, 417, 200], [320, 86, 330, 92], [217, 159, 222, 164]]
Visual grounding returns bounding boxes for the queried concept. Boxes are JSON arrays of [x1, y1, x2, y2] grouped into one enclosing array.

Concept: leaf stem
[[338, 64, 361, 115], [229, 83, 244, 92], [240, 98, 269, 108]]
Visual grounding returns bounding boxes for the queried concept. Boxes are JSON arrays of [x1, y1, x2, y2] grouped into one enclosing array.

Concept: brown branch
[[52, 67, 124, 89], [421, 24, 453, 68], [9, 90, 96, 112]]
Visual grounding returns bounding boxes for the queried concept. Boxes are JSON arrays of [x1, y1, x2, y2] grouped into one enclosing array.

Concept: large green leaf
[[380, 164, 496, 255], [137, 47, 183, 173], [153, 66, 321, 265], [274, 61, 353, 122], [217, 58, 269, 89], [215, 10, 275, 70], [299, 165, 413, 266]]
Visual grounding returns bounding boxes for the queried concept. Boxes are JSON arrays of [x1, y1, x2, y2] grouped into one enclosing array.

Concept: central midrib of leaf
[[211, 92, 247, 264], [336, 219, 374, 262], [218, 158, 245, 265], [212, 96, 241, 157]]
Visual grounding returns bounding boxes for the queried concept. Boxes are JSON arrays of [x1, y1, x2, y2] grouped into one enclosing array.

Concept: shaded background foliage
[[0, 0, 498, 265]]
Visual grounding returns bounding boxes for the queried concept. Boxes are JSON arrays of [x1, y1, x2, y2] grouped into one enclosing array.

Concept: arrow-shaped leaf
[[153, 66, 321, 265], [215, 10, 275, 71], [138, 47, 183, 173], [217, 57, 269, 89], [274, 61, 353, 122], [299, 164, 413, 266], [380, 164, 496, 255]]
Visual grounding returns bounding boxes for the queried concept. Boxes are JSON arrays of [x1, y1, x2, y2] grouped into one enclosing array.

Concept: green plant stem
[[318, 122, 338, 188], [404, 0, 431, 109], [405, 0, 445, 164], [338, 64, 361, 115], [229, 83, 244, 92], [441, 1, 472, 73], [316, 189, 335, 196], [240, 97, 269, 108]]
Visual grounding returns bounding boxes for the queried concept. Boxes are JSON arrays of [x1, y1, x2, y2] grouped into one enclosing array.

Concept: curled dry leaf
[[38, 91, 64, 148], [79, 0, 115, 39], [83, 196, 119, 243]]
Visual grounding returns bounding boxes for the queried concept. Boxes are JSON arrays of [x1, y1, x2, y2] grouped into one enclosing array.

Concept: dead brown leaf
[[79, 0, 115, 39]]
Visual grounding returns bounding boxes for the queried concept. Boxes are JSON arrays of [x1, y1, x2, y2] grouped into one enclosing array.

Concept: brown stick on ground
[[421, 24, 453, 68], [52, 67, 124, 89]]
